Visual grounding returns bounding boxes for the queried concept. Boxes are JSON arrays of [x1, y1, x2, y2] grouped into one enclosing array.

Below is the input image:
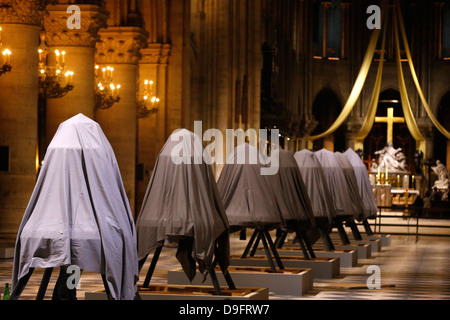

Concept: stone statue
[[431, 160, 449, 189], [373, 142, 408, 173], [414, 149, 424, 175]]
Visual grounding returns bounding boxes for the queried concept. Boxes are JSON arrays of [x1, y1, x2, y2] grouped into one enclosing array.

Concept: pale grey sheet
[[217, 143, 283, 231], [335, 152, 367, 221], [294, 150, 334, 224], [314, 149, 359, 219], [12, 114, 138, 300], [267, 149, 316, 228], [344, 149, 378, 219], [136, 129, 230, 282]]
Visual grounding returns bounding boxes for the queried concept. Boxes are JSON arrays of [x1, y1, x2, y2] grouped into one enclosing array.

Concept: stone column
[[136, 43, 170, 213], [0, 1, 41, 241], [43, 4, 108, 145], [95, 26, 148, 214]]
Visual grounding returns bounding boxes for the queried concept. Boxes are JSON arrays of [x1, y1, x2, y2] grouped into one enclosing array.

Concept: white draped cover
[[12, 114, 138, 300]]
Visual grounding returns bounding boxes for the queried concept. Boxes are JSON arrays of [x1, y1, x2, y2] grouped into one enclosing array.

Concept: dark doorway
[[311, 88, 345, 152]]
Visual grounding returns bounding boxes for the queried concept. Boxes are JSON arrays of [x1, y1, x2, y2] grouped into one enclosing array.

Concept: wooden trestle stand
[[9, 266, 114, 300], [138, 239, 236, 296]]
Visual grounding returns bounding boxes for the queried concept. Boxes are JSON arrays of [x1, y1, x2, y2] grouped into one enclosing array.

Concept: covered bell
[[217, 143, 283, 231], [12, 114, 139, 300], [335, 151, 367, 221], [135, 129, 230, 282], [294, 149, 334, 225], [314, 149, 360, 220], [344, 148, 377, 219]]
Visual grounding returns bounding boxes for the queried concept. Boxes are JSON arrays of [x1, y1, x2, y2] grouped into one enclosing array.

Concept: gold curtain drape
[[305, 0, 389, 143], [394, 0, 450, 140], [304, 0, 448, 153], [354, 14, 388, 143], [393, 6, 425, 146]]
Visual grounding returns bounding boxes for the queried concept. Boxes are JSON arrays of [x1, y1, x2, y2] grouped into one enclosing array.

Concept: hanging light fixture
[[137, 79, 159, 118], [0, 26, 12, 77], [94, 65, 120, 110], [38, 36, 74, 99]]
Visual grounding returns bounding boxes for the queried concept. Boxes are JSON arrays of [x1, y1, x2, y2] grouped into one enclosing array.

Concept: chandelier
[[0, 27, 12, 77], [38, 41, 74, 99], [137, 80, 159, 118], [94, 65, 120, 110]]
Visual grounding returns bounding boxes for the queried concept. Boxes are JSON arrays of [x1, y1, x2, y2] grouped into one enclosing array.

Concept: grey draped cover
[[217, 143, 283, 231], [335, 152, 367, 221], [12, 114, 139, 300], [294, 150, 334, 224], [136, 129, 230, 282], [314, 149, 359, 219], [267, 149, 315, 229], [344, 149, 377, 219]]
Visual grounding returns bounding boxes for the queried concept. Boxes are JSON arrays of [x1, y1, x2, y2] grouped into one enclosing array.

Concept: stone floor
[[1, 227, 449, 300]]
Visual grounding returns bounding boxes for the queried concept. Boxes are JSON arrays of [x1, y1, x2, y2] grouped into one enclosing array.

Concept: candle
[[397, 175, 400, 187], [116, 84, 120, 96], [55, 50, 60, 68], [102, 67, 106, 81], [412, 175, 415, 188], [385, 167, 389, 185], [0, 26, 2, 43]]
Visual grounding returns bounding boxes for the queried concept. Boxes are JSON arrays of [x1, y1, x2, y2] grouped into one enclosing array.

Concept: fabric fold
[[12, 114, 138, 300]]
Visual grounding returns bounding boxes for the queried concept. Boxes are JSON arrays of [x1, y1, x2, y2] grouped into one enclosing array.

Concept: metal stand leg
[[36, 268, 53, 300], [275, 230, 288, 249], [241, 229, 258, 259], [138, 254, 149, 272], [143, 245, 163, 288], [294, 229, 310, 260], [101, 274, 114, 300], [213, 245, 236, 290], [320, 227, 335, 251], [259, 231, 277, 273], [249, 232, 262, 257], [301, 231, 316, 259], [263, 231, 285, 270], [347, 220, 363, 240], [363, 219, 374, 236], [9, 268, 35, 300], [239, 228, 247, 240], [336, 221, 350, 245], [208, 266, 222, 295]]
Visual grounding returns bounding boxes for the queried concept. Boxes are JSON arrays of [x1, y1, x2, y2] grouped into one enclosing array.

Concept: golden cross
[[375, 107, 405, 143]]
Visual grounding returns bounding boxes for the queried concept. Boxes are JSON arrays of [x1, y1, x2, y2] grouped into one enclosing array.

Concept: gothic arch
[[311, 87, 345, 152]]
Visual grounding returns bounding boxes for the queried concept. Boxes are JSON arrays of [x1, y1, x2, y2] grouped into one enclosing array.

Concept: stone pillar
[[447, 140, 450, 171], [95, 27, 148, 214], [43, 4, 108, 145], [136, 43, 170, 213], [0, 1, 41, 241]]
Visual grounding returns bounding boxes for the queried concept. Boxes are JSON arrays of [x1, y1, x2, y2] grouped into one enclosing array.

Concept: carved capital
[[345, 117, 365, 139], [0, 0, 44, 25], [140, 43, 171, 65], [96, 26, 148, 64], [298, 115, 318, 138], [43, 4, 108, 47]]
